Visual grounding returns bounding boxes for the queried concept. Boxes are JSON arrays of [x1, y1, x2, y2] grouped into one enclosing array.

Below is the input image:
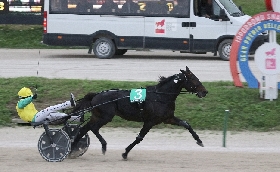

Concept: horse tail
[[72, 92, 98, 114]]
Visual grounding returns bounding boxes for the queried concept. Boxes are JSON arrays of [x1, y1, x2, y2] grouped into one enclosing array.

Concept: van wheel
[[115, 49, 127, 55], [218, 39, 232, 61], [93, 37, 116, 59]]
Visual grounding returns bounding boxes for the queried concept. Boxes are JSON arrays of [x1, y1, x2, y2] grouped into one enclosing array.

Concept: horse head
[[180, 66, 208, 98]]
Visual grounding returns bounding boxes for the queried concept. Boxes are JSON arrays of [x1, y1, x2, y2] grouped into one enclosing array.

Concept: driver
[[16, 87, 79, 123]]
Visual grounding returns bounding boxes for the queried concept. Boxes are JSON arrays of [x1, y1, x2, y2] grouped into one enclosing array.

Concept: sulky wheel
[[37, 129, 71, 162], [63, 124, 90, 158]]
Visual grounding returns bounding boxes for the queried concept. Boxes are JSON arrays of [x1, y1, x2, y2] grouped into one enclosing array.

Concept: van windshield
[[219, 0, 243, 17]]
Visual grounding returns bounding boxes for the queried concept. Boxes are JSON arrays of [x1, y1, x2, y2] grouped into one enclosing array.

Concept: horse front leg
[[164, 116, 204, 147], [122, 122, 154, 160]]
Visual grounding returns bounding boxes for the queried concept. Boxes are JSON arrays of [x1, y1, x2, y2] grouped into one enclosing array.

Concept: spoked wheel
[[37, 129, 71, 162], [63, 124, 90, 158]]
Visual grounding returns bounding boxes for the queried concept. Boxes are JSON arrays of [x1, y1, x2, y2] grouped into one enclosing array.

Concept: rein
[[33, 95, 131, 127], [70, 95, 130, 116], [148, 90, 194, 95]]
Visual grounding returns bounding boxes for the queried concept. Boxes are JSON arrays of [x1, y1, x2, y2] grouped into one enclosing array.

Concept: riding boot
[[70, 93, 76, 107]]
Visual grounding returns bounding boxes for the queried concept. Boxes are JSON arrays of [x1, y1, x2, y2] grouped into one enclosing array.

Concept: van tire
[[218, 39, 232, 61], [93, 37, 116, 59], [115, 49, 127, 55]]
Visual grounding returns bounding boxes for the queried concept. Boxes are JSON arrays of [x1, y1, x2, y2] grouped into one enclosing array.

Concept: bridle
[[152, 72, 200, 95], [183, 71, 203, 95]]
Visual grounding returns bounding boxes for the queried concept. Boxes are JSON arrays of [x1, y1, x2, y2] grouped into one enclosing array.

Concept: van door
[[190, 0, 228, 53], [143, 0, 191, 51]]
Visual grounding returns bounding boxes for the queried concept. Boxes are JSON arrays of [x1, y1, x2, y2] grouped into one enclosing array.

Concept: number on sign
[[134, 89, 142, 100]]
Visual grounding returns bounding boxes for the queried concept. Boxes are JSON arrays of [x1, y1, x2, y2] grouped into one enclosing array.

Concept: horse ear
[[185, 66, 189, 71], [180, 69, 184, 73]]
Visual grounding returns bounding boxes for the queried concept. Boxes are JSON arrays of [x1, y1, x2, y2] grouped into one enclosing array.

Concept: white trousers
[[33, 101, 72, 122]]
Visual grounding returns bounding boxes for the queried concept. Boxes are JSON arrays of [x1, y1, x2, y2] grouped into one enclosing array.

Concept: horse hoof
[[102, 148, 106, 155], [68, 150, 80, 159], [197, 142, 204, 147], [102, 144, 107, 155], [122, 153, 127, 160]]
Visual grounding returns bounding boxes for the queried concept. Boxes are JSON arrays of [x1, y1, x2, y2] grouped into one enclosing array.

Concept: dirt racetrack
[[0, 127, 280, 172]]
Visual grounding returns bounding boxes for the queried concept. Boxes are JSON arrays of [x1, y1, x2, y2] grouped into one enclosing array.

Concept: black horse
[[71, 66, 208, 159]]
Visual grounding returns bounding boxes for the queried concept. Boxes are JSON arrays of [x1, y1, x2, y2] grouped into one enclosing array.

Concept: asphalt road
[[0, 49, 259, 82]]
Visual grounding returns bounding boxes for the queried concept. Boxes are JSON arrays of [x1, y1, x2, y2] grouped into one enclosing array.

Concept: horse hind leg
[[91, 129, 107, 155], [89, 114, 114, 155], [164, 117, 204, 147], [122, 122, 154, 160], [70, 122, 92, 156]]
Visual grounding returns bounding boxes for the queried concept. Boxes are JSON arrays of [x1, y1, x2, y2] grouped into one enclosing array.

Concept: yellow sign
[[0, 2, 5, 11]]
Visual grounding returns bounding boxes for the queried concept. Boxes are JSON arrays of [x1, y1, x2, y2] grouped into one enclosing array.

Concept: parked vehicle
[[42, 0, 268, 60]]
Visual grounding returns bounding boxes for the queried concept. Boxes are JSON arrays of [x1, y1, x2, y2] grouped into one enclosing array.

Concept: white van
[[42, 0, 267, 60]]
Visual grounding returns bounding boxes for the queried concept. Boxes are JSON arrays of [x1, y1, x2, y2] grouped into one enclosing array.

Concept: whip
[[35, 50, 40, 93]]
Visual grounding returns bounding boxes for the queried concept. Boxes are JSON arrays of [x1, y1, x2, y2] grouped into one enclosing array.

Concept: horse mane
[[144, 75, 175, 89], [72, 92, 97, 113], [157, 75, 175, 87]]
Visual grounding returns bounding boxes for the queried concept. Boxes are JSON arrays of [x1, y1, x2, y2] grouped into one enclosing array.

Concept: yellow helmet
[[18, 87, 33, 98]]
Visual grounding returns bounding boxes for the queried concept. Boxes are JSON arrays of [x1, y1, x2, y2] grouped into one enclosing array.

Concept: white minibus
[[42, 0, 268, 60]]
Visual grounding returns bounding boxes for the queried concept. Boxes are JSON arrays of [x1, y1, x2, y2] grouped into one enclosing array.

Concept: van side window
[[212, 0, 221, 16], [121, 0, 140, 13], [170, 0, 189, 16], [154, 0, 169, 14], [49, 0, 190, 17], [99, 0, 119, 12], [76, 0, 93, 12], [50, 0, 69, 12], [195, 0, 222, 19], [200, 0, 212, 18], [145, 0, 169, 14]]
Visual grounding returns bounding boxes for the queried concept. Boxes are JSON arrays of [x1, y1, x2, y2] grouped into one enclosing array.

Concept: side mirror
[[238, 6, 242, 12], [238, 6, 245, 15], [219, 9, 229, 21]]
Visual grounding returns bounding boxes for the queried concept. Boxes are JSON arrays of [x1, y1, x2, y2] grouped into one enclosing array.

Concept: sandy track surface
[[0, 127, 280, 172], [0, 49, 252, 82], [1, 49, 279, 171]]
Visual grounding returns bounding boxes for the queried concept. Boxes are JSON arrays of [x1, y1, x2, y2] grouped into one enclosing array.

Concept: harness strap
[[138, 102, 144, 121]]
